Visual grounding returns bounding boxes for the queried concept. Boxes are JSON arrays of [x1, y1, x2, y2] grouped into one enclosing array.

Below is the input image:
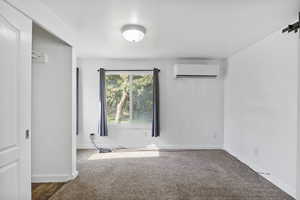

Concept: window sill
[[108, 124, 151, 130]]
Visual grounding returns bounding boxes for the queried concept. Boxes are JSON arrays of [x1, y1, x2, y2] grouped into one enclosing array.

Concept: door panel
[[0, 162, 18, 200], [0, 14, 19, 152], [0, 12, 20, 200], [0, 1, 32, 199]]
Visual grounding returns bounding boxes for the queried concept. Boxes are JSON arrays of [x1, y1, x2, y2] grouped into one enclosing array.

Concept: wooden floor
[[32, 183, 65, 200]]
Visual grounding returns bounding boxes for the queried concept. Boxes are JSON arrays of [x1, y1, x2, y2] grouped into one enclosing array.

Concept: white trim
[[297, 24, 300, 200], [71, 64, 78, 188], [4, 0, 75, 46], [145, 145, 223, 150], [32, 172, 78, 183], [77, 144, 223, 150], [108, 124, 152, 130], [224, 149, 296, 198], [77, 143, 94, 149], [72, 170, 79, 180]]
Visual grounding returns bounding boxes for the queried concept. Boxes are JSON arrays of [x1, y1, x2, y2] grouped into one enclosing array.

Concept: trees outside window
[[105, 73, 153, 127]]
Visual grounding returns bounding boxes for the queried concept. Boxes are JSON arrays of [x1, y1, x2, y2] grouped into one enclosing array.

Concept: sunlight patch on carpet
[[88, 151, 160, 160]]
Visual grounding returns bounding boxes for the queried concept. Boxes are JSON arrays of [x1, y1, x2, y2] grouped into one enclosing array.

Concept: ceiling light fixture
[[121, 24, 146, 42]]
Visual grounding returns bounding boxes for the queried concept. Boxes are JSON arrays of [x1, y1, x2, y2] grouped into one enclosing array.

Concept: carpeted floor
[[50, 149, 294, 200]]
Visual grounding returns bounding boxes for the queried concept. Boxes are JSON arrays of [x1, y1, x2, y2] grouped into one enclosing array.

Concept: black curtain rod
[[97, 68, 160, 72]]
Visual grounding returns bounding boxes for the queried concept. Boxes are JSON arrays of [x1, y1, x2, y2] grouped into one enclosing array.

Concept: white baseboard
[[77, 143, 94, 149], [223, 149, 296, 198], [32, 171, 78, 183], [77, 143, 223, 150], [72, 170, 79, 179], [145, 144, 223, 150]]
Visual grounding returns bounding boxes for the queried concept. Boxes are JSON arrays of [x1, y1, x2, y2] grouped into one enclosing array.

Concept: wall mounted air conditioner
[[174, 64, 219, 78]]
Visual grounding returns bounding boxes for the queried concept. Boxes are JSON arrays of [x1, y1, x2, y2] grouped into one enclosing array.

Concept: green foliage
[[106, 74, 129, 122], [105, 74, 128, 109], [105, 74, 153, 124], [132, 75, 153, 122]]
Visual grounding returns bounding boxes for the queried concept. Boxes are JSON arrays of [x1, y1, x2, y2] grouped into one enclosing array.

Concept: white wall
[[77, 58, 224, 149], [224, 30, 298, 197], [32, 25, 74, 182]]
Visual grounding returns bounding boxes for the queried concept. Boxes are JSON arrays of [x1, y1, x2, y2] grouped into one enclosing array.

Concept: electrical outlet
[[213, 132, 217, 139]]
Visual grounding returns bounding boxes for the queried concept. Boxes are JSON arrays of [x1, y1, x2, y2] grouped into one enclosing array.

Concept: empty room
[[1, 0, 300, 200]]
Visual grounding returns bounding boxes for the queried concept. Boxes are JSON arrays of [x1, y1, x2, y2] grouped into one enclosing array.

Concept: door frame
[[5, 0, 78, 187], [297, 11, 300, 200]]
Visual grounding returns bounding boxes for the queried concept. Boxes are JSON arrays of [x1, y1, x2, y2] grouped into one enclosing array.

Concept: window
[[105, 72, 153, 128]]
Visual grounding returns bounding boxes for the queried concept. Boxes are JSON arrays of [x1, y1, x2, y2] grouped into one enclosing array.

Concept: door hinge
[[25, 129, 30, 139]]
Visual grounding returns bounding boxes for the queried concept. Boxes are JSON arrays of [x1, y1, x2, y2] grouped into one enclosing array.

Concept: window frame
[[105, 71, 153, 130]]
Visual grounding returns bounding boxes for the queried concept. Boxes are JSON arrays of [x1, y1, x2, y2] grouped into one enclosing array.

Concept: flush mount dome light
[[121, 24, 146, 42]]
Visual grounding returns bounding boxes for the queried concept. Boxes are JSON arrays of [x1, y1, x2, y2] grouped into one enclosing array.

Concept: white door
[[0, 1, 32, 200]]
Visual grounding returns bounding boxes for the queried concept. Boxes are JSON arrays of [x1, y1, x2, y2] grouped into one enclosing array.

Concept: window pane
[[106, 74, 130, 124], [132, 74, 153, 124], [105, 73, 153, 126]]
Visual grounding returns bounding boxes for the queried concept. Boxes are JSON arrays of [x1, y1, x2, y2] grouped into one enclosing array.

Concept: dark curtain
[[76, 68, 79, 135], [98, 68, 108, 136], [152, 68, 160, 137]]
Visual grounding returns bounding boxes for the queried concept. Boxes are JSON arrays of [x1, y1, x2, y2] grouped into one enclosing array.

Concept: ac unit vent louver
[[174, 64, 219, 78]]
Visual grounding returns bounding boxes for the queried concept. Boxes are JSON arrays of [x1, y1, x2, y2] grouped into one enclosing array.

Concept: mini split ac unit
[[174, 64, 219, 78]]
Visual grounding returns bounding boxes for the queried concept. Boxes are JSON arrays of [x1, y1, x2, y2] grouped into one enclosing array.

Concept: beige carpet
[[50, 149, 294, 200]]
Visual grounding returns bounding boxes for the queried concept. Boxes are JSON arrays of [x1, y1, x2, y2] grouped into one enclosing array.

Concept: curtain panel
[[98, 68, 108, 136], [152, 68, 160, 137]]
